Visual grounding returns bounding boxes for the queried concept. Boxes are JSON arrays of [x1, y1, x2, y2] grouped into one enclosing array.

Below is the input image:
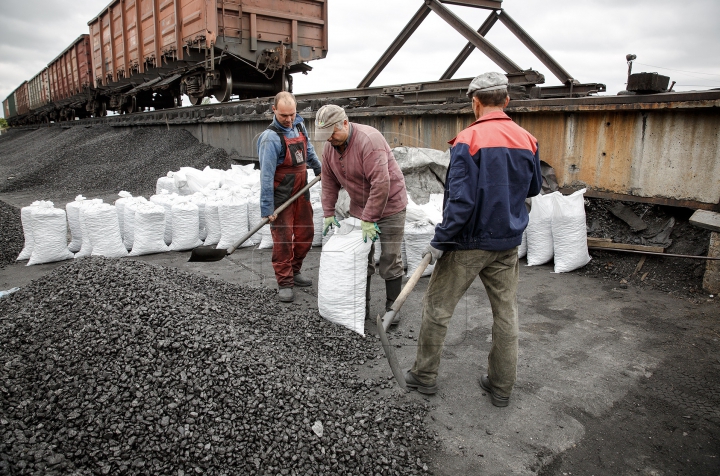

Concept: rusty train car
[[3, 0, 328, 126]]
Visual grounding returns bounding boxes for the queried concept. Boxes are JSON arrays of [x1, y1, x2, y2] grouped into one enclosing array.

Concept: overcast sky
[[2, 0, 720, 117]]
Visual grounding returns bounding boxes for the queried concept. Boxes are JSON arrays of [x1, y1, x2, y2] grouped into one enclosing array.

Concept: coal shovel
[[188, 175, 321, 262], [376, 253, 432, 390]]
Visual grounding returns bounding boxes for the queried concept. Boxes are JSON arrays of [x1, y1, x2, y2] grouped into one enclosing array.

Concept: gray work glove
[[422, 244, 444, 265]]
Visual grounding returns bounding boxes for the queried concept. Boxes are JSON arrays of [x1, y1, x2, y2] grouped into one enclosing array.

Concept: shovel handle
[[380, 253, 432, 332], [226, 175, 321, 255]]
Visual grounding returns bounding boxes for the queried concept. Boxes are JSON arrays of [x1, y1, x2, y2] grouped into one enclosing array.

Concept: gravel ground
[[0, 126, 232, 198], [0, 200, 22, 269], [0, 257, 436, 475]]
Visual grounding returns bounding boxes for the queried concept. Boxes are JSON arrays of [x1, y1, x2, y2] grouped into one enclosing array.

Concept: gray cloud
[[2, 0, 719, 117]]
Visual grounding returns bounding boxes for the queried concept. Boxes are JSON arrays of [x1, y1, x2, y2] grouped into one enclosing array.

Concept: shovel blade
[[188, 246, 228, 262], [376, 314, 407, 391]]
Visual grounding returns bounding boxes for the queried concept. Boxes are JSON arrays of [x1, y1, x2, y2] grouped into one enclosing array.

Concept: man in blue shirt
[[257, 92, 322, 302]]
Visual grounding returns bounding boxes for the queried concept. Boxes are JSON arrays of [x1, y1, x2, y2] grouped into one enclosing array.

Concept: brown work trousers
[[367, 209, 406, 280], [411, 247, 520, 397]]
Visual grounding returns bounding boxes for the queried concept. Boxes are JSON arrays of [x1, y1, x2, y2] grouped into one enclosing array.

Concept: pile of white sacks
[[15, 165, 328, 266]]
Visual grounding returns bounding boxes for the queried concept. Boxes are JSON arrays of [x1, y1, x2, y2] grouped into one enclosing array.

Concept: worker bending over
[[406, 72, 542, 407], [257, 92, 322, 303], [316, 105, 408, 325]]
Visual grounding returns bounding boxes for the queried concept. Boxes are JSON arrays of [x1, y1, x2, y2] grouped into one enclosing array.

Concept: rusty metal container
[[28, 68, 51, 111], [15, 82, 30, 116], [2, 97, 14, 120], [47, 35, 93, 103], [627, 72, 670, 93], [87, 0, 328, 102]]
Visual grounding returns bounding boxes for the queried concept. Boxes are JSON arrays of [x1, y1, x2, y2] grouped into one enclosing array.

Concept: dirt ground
[[1, 184, 718, 475]]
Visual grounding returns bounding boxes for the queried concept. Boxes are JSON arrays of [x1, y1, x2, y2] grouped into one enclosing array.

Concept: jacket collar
[[448, 110, 510, 145]]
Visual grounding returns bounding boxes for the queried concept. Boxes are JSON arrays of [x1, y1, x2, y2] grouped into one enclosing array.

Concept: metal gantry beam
[[425, 0, 523, 73], [357, 4, 432, 88], [440, 10, 499, 80], [497, 11, 574, 84]]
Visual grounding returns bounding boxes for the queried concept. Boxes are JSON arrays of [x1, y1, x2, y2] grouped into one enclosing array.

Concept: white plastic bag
[[518, 230, 528, 259], [404, 221, 435, 277], [27, 205, 75, 266], [129, 202, 169, 256], [122, 197, 148, 251], [552, 189, 591, 273], [190, 193, 208, 242], [66, 195, 87, 253], [216, 194, 251, 250], [74, 199, 104, 259], [150, 191, 177, 245], [114, 191, 133, 240], [246, 195, 263, 246], [203, 199, 222, 246], [318, 217, 373, 335], [169, 201, 202, 251], [85, 203, 128, 258], [17, 200, 53, 260], [526, 192, 558, 266], [156, 172, 178, 195]]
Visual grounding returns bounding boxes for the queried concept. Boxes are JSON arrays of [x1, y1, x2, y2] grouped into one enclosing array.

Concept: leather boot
[[385, 276, 403, 325], [365, 276, 372, 320]]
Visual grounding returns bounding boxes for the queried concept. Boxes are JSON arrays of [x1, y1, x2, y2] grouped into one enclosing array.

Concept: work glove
[[422, 244, 444, 265], [361, 221, 381, 243], [323, 216, 341, 236]]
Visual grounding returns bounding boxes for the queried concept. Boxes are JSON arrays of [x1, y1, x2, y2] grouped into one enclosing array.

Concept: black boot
[[385, 276, 403, 326], [365, 276, 372, 320]]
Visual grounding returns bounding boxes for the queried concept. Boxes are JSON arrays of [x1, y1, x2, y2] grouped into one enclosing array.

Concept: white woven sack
[[74, 199, 104, 259], [190, 193, 208, 242], [156, 172, 178, 195], [203, 199, 222, 246], [27, 206, 74, 266], [150, 191, 177, 245], [552, 189, 591, 273], [404, 221, 435, 277], [122, 197, 148, 251], [312, 202, 324, 247], [518, 230, 528, 259], [526, 192, 558, 266], [169, 201, 202, 251], [216, 195, 251, 250], [17, 200, 53, 260], [318, 217, 372, 335], [258, 227, 274, 249], [66, 195, 87, 253], [129, 202, 169, 256], [85, 203, 128, 258], [246, 195, 263, 246], [114, 191, 133, 240]]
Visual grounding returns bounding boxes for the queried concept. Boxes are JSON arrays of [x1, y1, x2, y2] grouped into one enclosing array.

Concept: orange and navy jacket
[[432, 110, 542, 251]]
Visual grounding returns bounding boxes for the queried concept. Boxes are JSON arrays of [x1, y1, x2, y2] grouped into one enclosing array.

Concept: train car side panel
[[28, 69, 51, 110], [15, 83, 30, 116]]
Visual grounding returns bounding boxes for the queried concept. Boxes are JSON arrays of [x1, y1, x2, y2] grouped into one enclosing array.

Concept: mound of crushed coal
[[0, 200, 22, 268], [0, 258, 434, 475], [0, 126, 232, 197]]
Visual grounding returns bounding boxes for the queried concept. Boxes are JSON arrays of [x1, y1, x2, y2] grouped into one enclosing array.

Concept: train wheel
[[188, 95, 203, 106], [126, 96, 137, 114], [214, 66, 233, 103]]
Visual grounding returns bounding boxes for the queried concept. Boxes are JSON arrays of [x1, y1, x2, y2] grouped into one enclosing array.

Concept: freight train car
[[27, 68, 52, 123], [3, 83, 27, 127], [47, 35, 95, 121], [87, 0, 328, 113]]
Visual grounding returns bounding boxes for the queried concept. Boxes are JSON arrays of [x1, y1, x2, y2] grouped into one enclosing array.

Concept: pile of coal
[[0, 258, 434, 475], [0, 200, 23, 268], [0, 126, 232, 197]]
